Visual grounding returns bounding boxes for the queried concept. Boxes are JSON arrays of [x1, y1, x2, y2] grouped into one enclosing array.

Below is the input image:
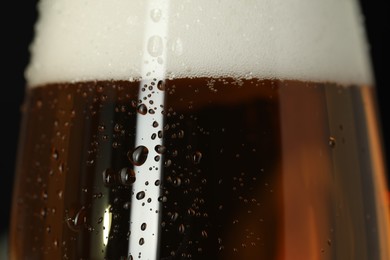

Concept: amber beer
[[10, 0, 390, 259]]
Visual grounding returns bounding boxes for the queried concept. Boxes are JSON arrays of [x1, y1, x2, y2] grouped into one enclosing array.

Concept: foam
[[26, 0, 373, 87]]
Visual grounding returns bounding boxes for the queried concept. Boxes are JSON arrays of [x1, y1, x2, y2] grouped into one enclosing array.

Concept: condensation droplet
[[152, 121, 159, 128], [155, 179, 161, 186], [103, 168, 116, 186], [128, 146, 149, 166], [98, 125, 106, 132], [192, 151, 202, 164], [155, 145, 166, 154], [36, 99, 43, 108], [178, 224, 185, 234], [151, 133, 157, 140], [119, 168, 136, 186], [150, 8, 162, 22], [157, 80, 166, 91], [177, 130, 184, 139], [329, 136, 336, 148], [147, 35, 163, 57], [136, 191, 146, 200], [141, 223, 147, 231], [52, 149, 59, 160], [164, 159, 172, 167], [137, 104, 148, 115], [172, 177, 181, 187], [66, 207, 87, 232], [170, 37, 184, 56], [158, 196, 167, 203], [139, 237, 145, 245]]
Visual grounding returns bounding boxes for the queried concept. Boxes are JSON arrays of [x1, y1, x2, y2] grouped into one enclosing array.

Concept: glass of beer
[[10, 0, 390, 259]]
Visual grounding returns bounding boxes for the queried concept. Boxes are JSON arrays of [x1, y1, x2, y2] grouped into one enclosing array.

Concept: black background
[[1, 0, 389, 236]]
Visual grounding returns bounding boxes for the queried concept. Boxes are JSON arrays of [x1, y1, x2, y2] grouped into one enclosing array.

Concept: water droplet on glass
[[329, 136, 336, 148], [164, 159, 172, 167], [178, 224, 185, 234], [178, 130, 184, 139], [150, 8, 162, 22], [119, 168, 136, 186], [139, 237, 145, 245], [152, 121, 159, 128], [136, 191, 146, 200], [98, 125, 106, 132], [103, 168, 116, 186], [141, 223, 147, 231], [155, 145, 166, 154], [137, 104, 148, 115], [192, 151, 202, 164], [172, 177, 181, 187], [36, 99, 43, 108], [157, 80, 166, 91], [147, 35, 163, 57], [128, 146, 149, 166], [66, 207, 87, 231], [52, 149, 59, 160], [158, 196, 167, 203], [170, 37, 184, 56]]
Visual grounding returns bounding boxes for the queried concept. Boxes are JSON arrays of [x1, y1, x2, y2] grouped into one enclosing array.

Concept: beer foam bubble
[[26, 0, 373, 87]]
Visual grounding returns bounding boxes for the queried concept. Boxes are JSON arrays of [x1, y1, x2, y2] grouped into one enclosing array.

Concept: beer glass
[[10, 0, 390, 259]]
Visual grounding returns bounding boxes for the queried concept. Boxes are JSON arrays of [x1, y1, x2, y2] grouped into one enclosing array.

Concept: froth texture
[[26, 0, 373, 87]]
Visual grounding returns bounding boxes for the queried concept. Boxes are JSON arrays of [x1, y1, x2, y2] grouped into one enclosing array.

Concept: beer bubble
[[155, 179, 161, 186], [147, 35, 163, 57], [102, 168, 116, 186], [154, 155, 160, 162], [150, 8, 162, 22], [128, 146, 149, 166], [137, 104, 147, 115], [136, 191, 146, 200], [141, 223, 147, 231], [119, 167, 136, 186]]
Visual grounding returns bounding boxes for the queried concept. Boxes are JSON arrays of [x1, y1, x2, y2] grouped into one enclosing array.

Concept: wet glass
[[10, 0, 390, 259]]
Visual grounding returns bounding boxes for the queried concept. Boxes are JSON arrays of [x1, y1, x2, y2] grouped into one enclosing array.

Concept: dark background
[[1, 0, 389, 238]]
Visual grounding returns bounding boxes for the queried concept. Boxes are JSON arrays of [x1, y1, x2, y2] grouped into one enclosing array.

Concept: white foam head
[[26, 0, 373, 87]]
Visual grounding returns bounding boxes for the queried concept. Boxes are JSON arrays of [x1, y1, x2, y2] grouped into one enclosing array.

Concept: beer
[[10, 0, 390, 259]]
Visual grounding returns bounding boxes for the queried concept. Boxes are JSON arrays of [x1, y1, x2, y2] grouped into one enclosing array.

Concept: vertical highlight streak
[[361, 86, 390, 260], [128, 1, 170, 259]]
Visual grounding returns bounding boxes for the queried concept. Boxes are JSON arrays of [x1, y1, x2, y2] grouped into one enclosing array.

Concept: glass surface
[[10, 0, 390, 259]]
